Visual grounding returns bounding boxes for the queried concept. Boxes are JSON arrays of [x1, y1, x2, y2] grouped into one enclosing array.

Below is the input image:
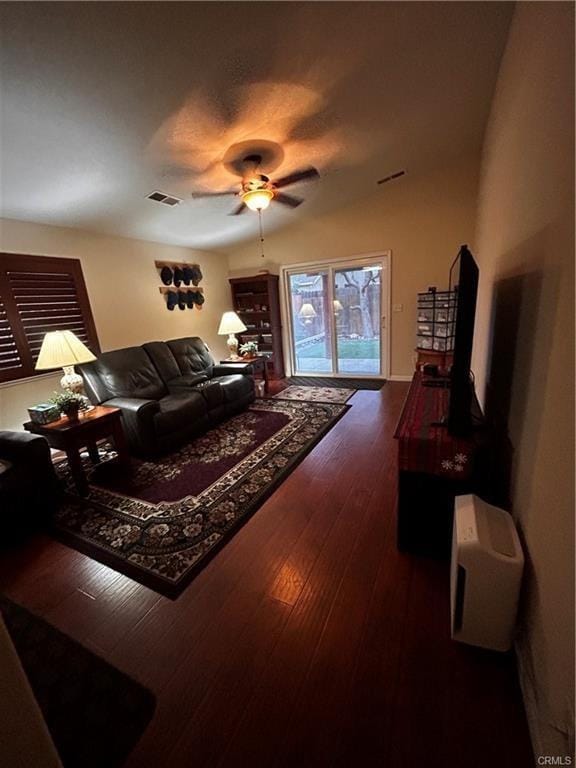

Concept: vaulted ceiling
[[0, 2, 513, 250]]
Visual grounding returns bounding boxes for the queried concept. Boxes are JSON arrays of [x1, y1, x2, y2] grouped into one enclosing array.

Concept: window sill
[[0, 372, 61, 390]]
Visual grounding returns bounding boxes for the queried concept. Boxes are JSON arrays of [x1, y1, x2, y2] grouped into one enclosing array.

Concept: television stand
[[421, 377, 451, 388], [393, 372, 487, 557]]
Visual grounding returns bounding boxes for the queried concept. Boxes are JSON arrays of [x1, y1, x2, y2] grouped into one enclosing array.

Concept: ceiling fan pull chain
[[258, 209, 265, 259]]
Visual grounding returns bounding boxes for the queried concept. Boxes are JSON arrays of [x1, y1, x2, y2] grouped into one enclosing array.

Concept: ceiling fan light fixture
[[242, 188, 274, 211]]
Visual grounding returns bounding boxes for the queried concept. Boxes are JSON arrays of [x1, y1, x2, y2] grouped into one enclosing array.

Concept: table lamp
[[35, 330, 96, 392], [298, 303, 317, 325], [218, 311, 247, 359]]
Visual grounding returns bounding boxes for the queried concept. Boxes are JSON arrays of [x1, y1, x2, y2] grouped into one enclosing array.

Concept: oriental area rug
[[53, 399, 348, 598], [274, 385, 355, 404]]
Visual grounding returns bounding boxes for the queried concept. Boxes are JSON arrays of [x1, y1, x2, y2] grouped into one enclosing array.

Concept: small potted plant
[[239, 341, 259, 359], [50, 391, 89, 422]]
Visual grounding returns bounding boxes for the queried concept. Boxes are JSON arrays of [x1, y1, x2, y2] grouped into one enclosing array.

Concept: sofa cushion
[[196, 381, 224, 410], [166, 337, 214, 377], [142, 341, 181, 383], [153, 391, 208, 437], [80, 347, 167, 403], [167, 373, 210, 391], [216, 374, 255, 403]]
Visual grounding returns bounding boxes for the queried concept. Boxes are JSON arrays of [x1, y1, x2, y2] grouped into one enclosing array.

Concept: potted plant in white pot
[[239, 341, 259, 360]]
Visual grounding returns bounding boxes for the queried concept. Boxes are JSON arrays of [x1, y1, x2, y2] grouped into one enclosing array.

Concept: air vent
[[146, 190, 182, 206], [377, 170, 406, 185]]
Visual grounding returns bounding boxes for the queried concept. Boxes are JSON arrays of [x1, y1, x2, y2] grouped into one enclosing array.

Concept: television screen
[[447, 245, 479, 436]]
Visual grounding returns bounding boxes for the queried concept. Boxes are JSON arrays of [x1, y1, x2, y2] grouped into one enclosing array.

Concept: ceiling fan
[[191, 154, 320, 215]]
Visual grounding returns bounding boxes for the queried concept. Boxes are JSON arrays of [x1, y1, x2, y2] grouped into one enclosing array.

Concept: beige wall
[[0, 219, 231, 430], [228, 155, 479, 377], [471, 2, 575, 759]]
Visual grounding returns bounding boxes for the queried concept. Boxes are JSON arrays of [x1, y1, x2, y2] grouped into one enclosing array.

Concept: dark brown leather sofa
[[79, 337, 255, 456]]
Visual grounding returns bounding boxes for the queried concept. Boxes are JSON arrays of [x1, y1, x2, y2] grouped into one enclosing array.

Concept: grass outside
[[297, 338, 379, 359]]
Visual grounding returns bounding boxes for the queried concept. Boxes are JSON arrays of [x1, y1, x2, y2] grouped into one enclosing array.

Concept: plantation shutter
[[0, 293, 23, 378], [0, 254, 100, 383]]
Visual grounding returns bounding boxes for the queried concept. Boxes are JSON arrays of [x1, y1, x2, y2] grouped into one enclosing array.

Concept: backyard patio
[[294, 338, 380, 374]]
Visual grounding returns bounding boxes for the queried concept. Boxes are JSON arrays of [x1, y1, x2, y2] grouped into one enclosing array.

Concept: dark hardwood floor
[[0, 382, 533, 767]]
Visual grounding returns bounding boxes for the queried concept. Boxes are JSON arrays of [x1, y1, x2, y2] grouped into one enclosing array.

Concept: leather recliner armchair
[[79, 337, 255, 456], [0, 432, 62, 537]]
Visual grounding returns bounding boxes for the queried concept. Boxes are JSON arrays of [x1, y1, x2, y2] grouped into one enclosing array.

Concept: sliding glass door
[[288, 269, 334, 374], [285, 256, 388, 378], [333, 264, 382, 375]]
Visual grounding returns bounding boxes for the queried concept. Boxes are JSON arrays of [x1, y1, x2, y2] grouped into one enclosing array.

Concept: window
[[0, 253, 100, 383]]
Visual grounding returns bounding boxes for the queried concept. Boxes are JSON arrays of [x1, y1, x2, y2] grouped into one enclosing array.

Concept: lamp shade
[[217, 311, 247, 335], [298, 303, 317, 319], [242, 189, 273, 212], [35, 330, 96, 370]]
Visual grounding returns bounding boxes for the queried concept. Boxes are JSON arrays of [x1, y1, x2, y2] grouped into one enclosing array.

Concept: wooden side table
[[220, 355, 270, 393], [24, 406, 130, 497]]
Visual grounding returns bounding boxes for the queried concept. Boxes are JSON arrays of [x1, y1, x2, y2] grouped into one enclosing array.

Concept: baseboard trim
[[388, 374, 413, 382]]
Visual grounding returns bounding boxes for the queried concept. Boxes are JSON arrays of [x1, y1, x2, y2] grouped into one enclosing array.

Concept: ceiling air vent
[[146, 190, 182, 206], [377, 170, 406, 185]]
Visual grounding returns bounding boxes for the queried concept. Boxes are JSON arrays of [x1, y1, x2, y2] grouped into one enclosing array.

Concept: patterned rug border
[[51, 400, 351, 599], [287, 376, 386, 391], [273, 385, 356, 404]]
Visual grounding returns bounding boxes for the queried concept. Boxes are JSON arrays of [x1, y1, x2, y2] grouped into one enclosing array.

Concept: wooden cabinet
[[394, 372, 487, 557], [229, 274, 285, 379], [415, 348, 454, 371]]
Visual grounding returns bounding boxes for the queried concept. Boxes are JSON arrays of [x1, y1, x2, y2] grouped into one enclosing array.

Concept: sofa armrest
[[102, 398, 160, 455], [0, 431, 51, 464], [104, 397, 160, 415], [212, 364, 254, 377], [0, 431, 62, 512]]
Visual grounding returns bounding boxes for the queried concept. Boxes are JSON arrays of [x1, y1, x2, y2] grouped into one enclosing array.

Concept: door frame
[[280, 251, 391, 379]]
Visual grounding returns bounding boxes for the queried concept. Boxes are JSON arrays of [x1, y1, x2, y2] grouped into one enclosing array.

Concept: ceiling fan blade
[[274, 167, 319, 189], [275, 192, 303, 208], [191, 191, 237, 199], [229, 202, 247, 216]]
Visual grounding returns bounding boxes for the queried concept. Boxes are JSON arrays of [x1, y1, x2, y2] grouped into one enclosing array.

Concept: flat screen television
[[447, 245, 479, 437]]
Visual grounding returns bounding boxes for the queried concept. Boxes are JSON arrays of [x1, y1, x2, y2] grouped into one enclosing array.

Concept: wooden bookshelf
[[228, 274, 285, 379]]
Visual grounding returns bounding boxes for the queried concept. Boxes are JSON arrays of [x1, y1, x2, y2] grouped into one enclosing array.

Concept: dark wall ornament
[[155, 260, 204, 311], [159, 286, 205, 311]]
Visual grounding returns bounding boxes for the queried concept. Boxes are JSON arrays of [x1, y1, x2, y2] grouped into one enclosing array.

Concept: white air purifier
[[450, 494, 524, 652]]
